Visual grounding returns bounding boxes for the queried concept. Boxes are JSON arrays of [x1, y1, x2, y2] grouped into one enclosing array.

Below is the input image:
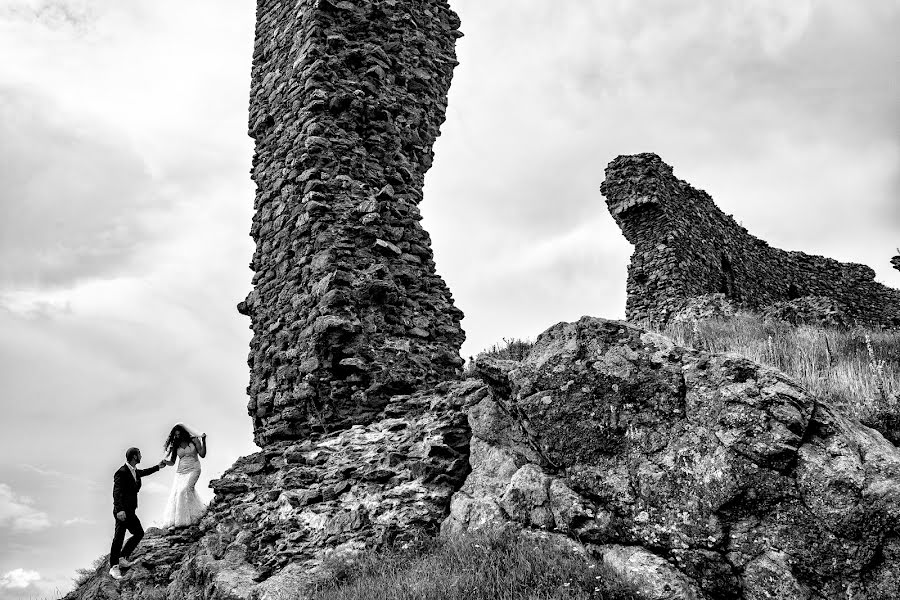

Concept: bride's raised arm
[[194, 433, 207, 458]]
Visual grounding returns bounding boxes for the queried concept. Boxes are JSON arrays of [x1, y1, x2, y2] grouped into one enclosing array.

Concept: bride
[[161, 423, 208, 528]]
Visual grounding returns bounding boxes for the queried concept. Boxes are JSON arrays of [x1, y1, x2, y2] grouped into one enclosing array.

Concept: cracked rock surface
[[444, 316, 900, 599]]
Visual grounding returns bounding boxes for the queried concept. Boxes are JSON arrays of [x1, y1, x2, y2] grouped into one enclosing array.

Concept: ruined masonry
[[601, 153, 900, 328], [238, 0, 466, 445], [61, 4, 900, 599]]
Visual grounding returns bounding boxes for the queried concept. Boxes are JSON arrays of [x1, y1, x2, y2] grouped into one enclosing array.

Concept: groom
[[109, 447, 167, 580]]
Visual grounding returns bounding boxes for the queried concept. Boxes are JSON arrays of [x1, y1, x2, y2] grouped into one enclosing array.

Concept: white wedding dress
[[161, 442, 207, 528]]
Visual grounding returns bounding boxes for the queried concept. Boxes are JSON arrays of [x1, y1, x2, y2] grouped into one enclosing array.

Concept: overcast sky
[[1, 0, 898, 597]]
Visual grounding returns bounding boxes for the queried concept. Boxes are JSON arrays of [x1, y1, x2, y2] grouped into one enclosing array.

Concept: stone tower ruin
[[601, 153, 900, 328], [238, 0, 465, 446]]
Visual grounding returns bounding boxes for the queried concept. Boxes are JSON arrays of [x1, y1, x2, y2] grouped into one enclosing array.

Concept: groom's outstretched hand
[[158, 459, 167, 468]]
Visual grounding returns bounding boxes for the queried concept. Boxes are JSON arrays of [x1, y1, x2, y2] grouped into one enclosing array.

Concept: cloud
[[62, 517, 95, 526], [20, 465, 98, 489], [0, 0, 255, 294], [427, 0, 900, 360], [0, 86, 158, 290], [0, 569, 41, 590], [0, 484, 50, 532], [0, 0, 97, 32]]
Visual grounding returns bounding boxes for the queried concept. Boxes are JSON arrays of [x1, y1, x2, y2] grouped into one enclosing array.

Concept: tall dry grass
[[309, 530, 637, 600], [477, 337, 536, 363], [662, 315, 900, 435]]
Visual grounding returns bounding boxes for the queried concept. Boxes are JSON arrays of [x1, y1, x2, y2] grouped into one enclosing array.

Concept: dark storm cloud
[[0, 87, 156, 289]]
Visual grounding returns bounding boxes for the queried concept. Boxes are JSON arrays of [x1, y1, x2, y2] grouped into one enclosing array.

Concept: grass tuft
[[477, 338, 536, 363], [308, 530, 638, 600], [72, 555, 107, 588]]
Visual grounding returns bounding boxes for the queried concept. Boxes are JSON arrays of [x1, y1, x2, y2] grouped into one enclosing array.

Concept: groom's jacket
[[112, 464, 160, 515]]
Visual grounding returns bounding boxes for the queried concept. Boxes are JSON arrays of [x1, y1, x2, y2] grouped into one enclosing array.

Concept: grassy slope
[[661, 316, 899, 436], [479, 315, 900, 439], [307, 531, 638, 600]]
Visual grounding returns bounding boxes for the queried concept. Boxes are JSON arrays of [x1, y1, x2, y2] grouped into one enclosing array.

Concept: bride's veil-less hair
[[164, 423, 201, 455]]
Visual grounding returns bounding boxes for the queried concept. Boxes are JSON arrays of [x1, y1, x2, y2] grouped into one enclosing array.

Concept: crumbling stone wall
[[238, 0, 466, 445], [600, 153, 900, 328]]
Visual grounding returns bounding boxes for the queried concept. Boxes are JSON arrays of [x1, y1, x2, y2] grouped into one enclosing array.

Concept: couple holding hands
[[108, 423, 208, 580]]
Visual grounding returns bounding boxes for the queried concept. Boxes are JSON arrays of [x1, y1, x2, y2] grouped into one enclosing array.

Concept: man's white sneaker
[[118, 557, 134, 568], [109, 566, 123, 580]]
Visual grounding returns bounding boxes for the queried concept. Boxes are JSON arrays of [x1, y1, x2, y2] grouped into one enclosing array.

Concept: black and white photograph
[[1, 0, 898, 598]]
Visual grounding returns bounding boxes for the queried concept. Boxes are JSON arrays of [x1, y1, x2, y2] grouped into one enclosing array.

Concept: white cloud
[[20, 464, 98, 490], [0, 568, 41, 589], [62, 517, 95, 526], [0, 86, 158, 289], [0, 484, 51, 532]]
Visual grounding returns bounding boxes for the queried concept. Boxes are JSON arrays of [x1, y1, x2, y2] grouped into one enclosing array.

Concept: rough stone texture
[[670, 293, 739, 324], [600, 153, 900, 330], [671, 294, 854, 330], [759, 295, 851, 329], [238, 0, 465, 445], [62, 383, 478, 600], [445, 316, 900, 599]]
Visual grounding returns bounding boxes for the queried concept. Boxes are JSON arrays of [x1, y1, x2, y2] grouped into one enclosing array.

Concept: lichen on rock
[[446, 316, 900, 599]]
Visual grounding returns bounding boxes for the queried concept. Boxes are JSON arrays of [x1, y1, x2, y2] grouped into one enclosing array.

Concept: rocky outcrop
[[600, 153, 900, 330], [892, 253, 900, 274], [240, 0, 465, 446], [445, 316, 900, 599], [63, 383, 478, 600], [65, 314, 900, 600]]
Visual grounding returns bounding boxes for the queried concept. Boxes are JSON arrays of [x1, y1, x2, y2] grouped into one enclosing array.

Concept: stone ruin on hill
[[237, 0, 465, 446], [600, 153, 900, 329], [63, 2, 900, 600]]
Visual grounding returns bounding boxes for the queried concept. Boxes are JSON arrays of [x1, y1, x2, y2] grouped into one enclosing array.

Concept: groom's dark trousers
[[110, 464, 159, 568]]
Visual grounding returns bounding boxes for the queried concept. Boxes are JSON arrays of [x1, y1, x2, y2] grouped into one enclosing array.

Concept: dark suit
[[110, 463, 160, 568]]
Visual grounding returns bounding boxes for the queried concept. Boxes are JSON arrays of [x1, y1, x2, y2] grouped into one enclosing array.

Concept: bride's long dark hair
[[164, 424, 191, 456]]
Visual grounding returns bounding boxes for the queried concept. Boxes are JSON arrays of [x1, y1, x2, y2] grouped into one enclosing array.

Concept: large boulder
[[444, 316, 900, 599]]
